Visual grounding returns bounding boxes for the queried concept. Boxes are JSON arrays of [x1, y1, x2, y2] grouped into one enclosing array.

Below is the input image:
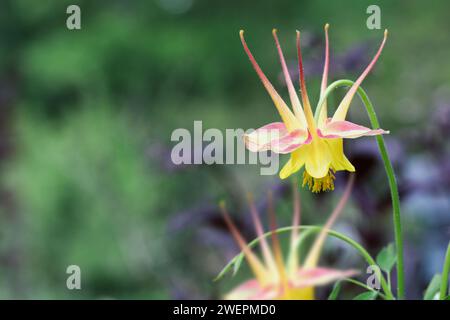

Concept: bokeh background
[[0, 0, 449, 299]]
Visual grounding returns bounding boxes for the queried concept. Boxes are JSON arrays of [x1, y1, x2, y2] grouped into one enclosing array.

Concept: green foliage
[[376, 243, 397, 273], [328, 281, 342, 300], [3, 106, 169, 298], [353, 291, 378, 300], [424, 274, 442, 300]]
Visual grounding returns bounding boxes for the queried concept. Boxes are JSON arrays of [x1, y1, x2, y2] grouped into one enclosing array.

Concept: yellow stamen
[[302, 169, 335, 193]]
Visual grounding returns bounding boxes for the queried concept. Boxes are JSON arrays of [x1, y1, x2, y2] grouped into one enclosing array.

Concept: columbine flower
[[241, 25, 389, 192], [220, 176, 356, 300]]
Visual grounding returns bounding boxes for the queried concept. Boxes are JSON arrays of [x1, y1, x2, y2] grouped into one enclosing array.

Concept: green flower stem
[[343, 278, 389, 300], [314, 79, 404, 299], [324, 227, 394, 300], [215, 225, 395, 300], [439, 241, 450, 300]]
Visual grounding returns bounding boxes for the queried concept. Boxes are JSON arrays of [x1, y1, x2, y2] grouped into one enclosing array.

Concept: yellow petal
[[280, 286, 315, 300], [279, 149, 305, 179], [304, 139, 332, 179], [326, 138, 355, 172]]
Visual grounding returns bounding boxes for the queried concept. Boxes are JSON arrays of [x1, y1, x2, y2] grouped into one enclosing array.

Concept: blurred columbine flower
[[220, 177, 357, 300], [241, 25, 389, 192]]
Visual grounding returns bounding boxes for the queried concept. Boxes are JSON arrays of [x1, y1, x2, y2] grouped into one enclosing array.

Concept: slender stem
[[216, 225, 395, 300], [439, 241, 450, 300], [343, 278, 388, 300], [314, 79, 405, 299], [325, 227, 394, 300]]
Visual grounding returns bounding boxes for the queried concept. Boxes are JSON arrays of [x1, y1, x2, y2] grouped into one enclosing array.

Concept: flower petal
[[292, 267, 358, 288], [326, 139, 355, 172], [225, 280, 278, 300], [318, 120, 389, 139], [244, 122, 311, 154], [304, 140, 332, 178], [317, 23, 330, 128], [279, 149, 306, 179]]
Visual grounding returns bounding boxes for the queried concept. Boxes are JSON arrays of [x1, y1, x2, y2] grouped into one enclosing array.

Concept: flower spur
[[241, 25, 389, 192]]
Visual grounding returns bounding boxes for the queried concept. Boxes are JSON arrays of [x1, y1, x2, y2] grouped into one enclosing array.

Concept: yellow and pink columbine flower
[[242, 25, 388, 192], [220, 177, 356, 300]]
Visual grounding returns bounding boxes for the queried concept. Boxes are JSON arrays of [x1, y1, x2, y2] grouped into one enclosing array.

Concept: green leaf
[[376, 243, 397, 273], [424, 274, 442, 300], [353, 291, 378, 300], [233, 255, 244, 276], [328, 281, 342, 300]]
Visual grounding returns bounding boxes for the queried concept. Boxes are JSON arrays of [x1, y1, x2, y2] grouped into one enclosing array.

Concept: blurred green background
[[0, 0, 449, 299]]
